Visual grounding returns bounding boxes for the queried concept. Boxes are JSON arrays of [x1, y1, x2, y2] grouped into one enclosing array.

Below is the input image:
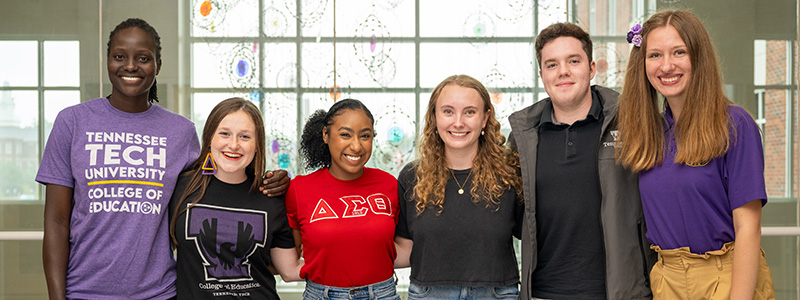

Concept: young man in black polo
[[508, 23, 657, 299]]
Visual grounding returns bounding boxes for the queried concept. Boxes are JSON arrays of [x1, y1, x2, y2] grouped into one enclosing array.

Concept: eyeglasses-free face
[[324, 109, 374, 181]]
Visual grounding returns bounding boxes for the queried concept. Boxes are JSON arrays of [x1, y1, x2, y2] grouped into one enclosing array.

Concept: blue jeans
[[407, 283, 519, 300], [303, 277, 400, 300]]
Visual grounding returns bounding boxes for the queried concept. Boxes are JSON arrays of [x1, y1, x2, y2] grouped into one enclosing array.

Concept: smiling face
[[434, 84, 489, 161], [107, 27, 160, 104], [539, 36, 596, 109], [323, 109, 374, 181], [210, 110, 257, 184], [645, 25, 692, 106]]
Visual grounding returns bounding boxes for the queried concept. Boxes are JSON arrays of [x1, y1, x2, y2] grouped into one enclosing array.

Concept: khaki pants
[[650, 242, 775, 300]]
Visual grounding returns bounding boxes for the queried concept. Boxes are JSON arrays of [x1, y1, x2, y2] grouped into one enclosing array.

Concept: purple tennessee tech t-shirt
[[36, 98, 200, 299], [638, 105, 766, 254]]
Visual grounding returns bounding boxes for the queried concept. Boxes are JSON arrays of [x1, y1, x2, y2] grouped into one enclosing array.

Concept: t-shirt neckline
[[101, 97, 158, 118]]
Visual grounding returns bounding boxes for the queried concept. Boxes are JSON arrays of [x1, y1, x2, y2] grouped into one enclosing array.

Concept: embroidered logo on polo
[[310, 193, 393, 223], [186, 204, 267, 282], [686, 160, 710, 167]]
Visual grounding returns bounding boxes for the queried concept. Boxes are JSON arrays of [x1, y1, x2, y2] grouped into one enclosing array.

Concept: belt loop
[[715, 255, 723, 271], [369, 283, 376, 299], [323, 286, 331, 300]]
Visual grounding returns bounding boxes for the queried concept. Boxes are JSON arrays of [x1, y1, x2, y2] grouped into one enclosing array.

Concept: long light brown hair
[[412, 75, 522, 214], [170, 97, 267, 245], [616, 10, 732, 172]]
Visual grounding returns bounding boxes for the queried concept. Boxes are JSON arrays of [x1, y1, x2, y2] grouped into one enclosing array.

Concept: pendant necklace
[[450, 169, 472, 195]]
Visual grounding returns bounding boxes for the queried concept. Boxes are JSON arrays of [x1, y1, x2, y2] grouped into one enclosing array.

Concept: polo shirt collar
[[538, 89, 603, 127], [664, 105, 676, 132]]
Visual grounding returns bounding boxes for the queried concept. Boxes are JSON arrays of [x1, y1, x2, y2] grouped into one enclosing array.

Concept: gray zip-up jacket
[[508, 86, 657, 300]]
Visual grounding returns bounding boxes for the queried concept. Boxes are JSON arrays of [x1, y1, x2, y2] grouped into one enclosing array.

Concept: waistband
[[651, 241, 735, 259], [305, 276, 397, 298]]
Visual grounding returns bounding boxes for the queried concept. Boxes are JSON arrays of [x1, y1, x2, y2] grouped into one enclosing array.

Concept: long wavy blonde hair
[[616, 10, 733, 172], [412, 75, 522, 214]]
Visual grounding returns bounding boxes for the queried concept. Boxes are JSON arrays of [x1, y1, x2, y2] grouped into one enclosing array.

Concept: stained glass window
[[188, 0, 653, 178]]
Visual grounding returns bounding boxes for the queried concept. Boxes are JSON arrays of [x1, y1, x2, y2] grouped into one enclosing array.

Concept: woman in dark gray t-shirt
[[394, 74, 524, 299]]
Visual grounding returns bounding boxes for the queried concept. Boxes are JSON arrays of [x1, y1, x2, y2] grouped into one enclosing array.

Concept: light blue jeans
[[407, 282, 519, 300], [303, 277, 400, 300]]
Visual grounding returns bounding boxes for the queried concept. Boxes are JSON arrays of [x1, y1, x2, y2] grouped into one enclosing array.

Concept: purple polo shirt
[[638, 105, 766, 254]]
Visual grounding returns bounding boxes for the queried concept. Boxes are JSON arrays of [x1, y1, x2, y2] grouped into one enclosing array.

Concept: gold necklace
[[450, 169, 472, 195]]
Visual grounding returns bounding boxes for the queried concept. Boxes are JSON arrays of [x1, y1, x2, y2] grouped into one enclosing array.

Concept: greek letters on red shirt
[[286, 167, 398, 287], [310, 193, 393, 222]]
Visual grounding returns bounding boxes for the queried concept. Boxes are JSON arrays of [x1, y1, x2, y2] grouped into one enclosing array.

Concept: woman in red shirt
[[286, 99, 399, 299]]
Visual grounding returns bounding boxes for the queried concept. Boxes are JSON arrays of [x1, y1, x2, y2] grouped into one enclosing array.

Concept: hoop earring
[[202, 153, 217, 175]]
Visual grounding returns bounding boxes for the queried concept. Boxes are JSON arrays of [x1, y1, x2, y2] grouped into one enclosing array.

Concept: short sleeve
[[268, 196, 295, 249], [394, 163, 415, 239], [184, 128, 201, 172], [285, 181, 300, 229], [36, 108, 76, 188], [725, 106, 767, 209]]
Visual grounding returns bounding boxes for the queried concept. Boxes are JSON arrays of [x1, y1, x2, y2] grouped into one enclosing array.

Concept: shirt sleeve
[[184, 127, 201, 172], [394, 164, 414, 239], [36, 108, 76, 188], [285, 181, 300, 229], [725, 106, 768, 210], [269, 196, 296, 249]]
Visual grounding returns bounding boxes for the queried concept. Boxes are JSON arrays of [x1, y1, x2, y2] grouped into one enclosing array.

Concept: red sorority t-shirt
[[286, 167, 398, 287]]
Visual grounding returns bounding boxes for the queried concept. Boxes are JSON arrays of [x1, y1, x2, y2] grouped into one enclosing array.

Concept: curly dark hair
[[107, 18, 162, 103], [300, 99, 375, 171]]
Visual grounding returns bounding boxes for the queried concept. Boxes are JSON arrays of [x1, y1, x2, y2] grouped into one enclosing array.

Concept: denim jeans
[[303, 277, 400, 300], [407, 282, 519, 300]]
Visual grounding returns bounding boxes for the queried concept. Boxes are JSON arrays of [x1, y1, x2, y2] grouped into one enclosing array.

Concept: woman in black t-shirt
[[394, 75, 524, 299], [169, 98, 303, 299]]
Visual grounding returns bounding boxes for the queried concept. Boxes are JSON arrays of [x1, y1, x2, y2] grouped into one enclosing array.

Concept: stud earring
[[201, 153, 217, 175], [481, 130, 485, 136]]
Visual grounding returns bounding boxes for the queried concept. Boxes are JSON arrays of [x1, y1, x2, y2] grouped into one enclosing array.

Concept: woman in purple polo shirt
[[616, 10, 775, 299]]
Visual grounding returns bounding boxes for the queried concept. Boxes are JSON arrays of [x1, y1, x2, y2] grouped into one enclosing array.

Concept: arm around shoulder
[[260, 169, 290, 197]]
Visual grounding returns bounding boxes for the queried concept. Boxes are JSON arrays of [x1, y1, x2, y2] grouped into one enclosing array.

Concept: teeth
[[451, 132, 467, 137], [661, 76, 678, 83], [121, 76, 140, 81], [223, 152, 241, 158], [344, 154, 361, 161]]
